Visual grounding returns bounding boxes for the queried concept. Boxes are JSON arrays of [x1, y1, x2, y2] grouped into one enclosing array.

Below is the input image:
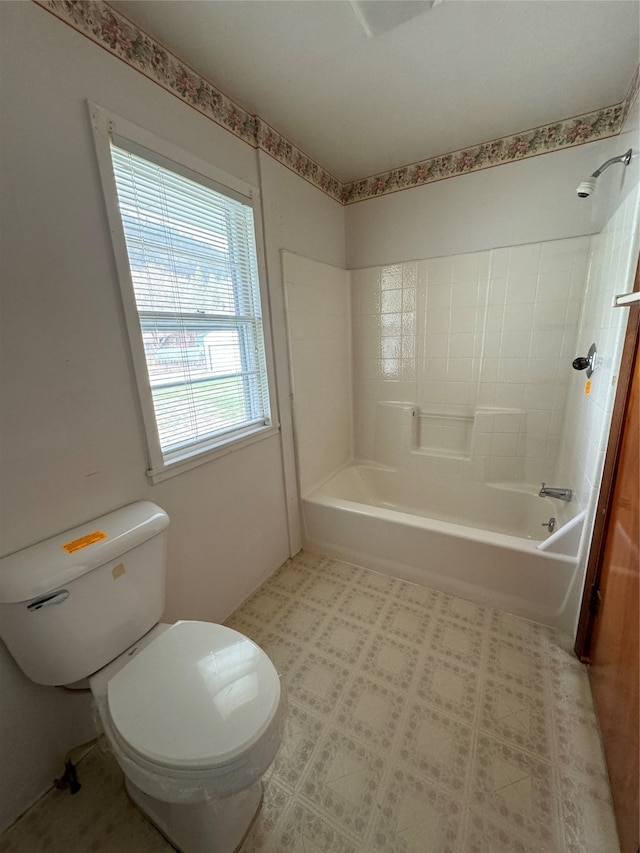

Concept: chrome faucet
[[539, 483, 572, 502]]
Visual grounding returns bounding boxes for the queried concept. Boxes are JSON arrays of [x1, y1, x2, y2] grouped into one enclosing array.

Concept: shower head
[[576, 178, 597, 198], [576, 148, 633, 198]]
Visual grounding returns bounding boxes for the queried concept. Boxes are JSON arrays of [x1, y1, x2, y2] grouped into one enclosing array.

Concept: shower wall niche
[[352, 236, 591, 482]]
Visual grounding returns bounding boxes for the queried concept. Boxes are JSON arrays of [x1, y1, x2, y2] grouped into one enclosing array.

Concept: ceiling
[[112, 1, 640, 181]]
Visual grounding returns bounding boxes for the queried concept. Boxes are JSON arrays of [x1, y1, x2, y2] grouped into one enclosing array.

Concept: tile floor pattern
[[0, 551, 620, 853]]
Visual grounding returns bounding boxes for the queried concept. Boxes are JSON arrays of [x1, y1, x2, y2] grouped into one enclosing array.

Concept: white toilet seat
[[106, 620, 281, 772], [90, 620, 283, 803]]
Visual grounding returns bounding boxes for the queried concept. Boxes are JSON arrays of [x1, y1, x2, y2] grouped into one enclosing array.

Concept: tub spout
[[539, 483, 572, 502]]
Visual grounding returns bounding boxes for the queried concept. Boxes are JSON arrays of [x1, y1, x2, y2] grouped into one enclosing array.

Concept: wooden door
[[588, 326, 639, 853]]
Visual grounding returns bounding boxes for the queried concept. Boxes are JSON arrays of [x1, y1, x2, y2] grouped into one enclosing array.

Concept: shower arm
[[591, 149, 632, 178]]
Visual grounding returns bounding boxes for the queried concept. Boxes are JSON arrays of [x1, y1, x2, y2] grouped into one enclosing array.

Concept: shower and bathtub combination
[[299, 399, 586, 632], [302, 463, 584, 631], [283, 154, 638, 638]]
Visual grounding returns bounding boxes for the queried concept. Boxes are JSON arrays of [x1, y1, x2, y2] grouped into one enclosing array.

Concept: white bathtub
[[302, 464, 583, 631]]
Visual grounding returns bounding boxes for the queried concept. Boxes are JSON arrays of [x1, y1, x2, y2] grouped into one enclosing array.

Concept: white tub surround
[[352, 238, 590, 485], [282, 252, 351, 494], [373, 401, 528, 482], [537, 510, 586, 558], [303, 464, 582, 632]]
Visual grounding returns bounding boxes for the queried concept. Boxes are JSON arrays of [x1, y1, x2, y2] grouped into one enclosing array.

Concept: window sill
[[146, 424, 280, 484]]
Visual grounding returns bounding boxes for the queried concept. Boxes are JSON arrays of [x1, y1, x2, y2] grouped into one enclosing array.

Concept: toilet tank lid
[[0, 502, 169, 604]]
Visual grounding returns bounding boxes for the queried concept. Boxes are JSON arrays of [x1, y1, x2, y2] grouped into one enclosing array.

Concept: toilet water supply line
[[53, 737, 99, 795]]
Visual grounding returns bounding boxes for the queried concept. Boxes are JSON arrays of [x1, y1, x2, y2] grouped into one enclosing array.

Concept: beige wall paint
[[0, 1, 344, 831], [345, 136, 639, 269]]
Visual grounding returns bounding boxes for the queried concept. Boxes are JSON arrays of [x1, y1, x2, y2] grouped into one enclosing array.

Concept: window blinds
[[109, 143, 271, 461]]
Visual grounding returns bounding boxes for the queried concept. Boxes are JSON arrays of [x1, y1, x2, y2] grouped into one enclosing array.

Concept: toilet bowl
[[0, 502, 283, 853], [90, 620, 283, 852]]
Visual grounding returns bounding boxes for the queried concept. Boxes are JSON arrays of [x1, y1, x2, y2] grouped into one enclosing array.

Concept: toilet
[[0, 502, 283, 853]]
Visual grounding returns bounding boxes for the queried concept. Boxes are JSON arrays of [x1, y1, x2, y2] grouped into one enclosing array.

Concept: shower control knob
[[572, 357, 591, 370], [572, 343, 597, 378]]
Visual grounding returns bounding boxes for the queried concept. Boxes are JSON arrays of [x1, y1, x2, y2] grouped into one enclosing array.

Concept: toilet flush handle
[[27, 590, 70, 611]]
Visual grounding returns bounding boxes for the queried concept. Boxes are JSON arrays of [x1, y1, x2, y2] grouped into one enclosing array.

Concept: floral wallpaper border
[[34, 0, 344, 201], [341, 103, 625, 204], [35, 0, 638, 206]]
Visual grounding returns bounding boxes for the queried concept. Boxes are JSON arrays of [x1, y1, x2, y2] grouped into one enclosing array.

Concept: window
[[91, 106, 276, 482]]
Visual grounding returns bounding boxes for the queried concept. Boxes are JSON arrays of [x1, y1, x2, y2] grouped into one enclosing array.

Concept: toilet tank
[[0, 502, 170, 686]]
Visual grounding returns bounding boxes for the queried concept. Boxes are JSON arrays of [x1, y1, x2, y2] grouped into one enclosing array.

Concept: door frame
[[574, 257, 640, 661]]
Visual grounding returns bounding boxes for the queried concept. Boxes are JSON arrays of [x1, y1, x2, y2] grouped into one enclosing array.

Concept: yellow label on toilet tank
[[584, 380, 592, 395], [61, 530, 107, 554]]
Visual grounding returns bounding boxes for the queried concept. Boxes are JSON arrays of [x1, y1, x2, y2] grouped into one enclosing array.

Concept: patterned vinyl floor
[[0, 551, 620, 853]]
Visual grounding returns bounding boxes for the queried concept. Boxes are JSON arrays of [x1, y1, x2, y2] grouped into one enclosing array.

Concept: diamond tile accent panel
[[335, 675, 405, 751], [1, 551, 621, 853], [463, 810, 559, 853], [380, 599, 432, 644], [429, 614, 488, 668], [415, 654, 481, 726], [471, 734, 562, 848], [301, 729, 385, 842], [273, 599, 327, 643], [255, 798, 361, 853], [486, 633, 546, 691], [337, 586, 389, 626], [288, 650, 351, 717], [478, 676, 552, 759], [398, 702, 474, 794], [271, 701, 325, 790], [316, 615, 372, 666], [361, 633, 420, 690], [370, 766, 463, 852]]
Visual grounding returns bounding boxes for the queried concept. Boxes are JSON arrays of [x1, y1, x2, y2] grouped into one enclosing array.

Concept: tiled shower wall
[[352, 237, 591, 482], [283, 200, 638, 497], [556, 184, 640, 514], [283, 252, 351, 494]]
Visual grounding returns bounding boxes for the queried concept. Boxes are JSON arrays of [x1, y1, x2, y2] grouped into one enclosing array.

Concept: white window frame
[[90, 103, 279, 483]]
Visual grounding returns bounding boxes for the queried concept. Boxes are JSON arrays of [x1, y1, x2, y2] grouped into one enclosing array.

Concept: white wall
[[282, 253, 351, 494], [0, 1, 344, 831], [257, 153, 346, 546], [346, 137, 637, 268]]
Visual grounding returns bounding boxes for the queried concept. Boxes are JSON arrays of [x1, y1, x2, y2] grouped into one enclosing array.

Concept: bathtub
[[302, 464, 584, 631]]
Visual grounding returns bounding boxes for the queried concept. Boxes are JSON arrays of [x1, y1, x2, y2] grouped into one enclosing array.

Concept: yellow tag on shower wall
[[584, 380, 592, 395]]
